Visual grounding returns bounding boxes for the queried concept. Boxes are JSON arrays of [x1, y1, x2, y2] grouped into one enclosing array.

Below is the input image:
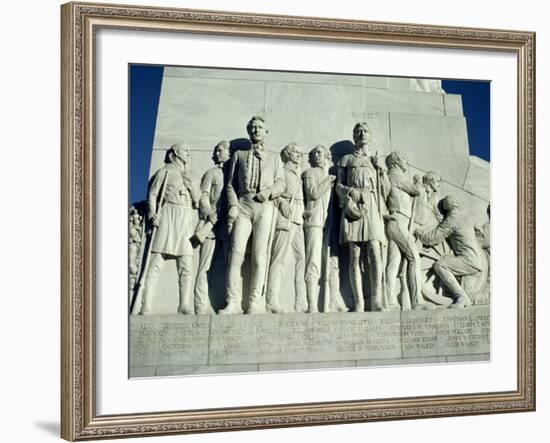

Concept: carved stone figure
[[302, 145, 342, 313], [192, 140, 231, 315], [137, 142, 200, 315], [415, 195, 484, 308], [129, 204, 145, 294], [384, 152, 435, 311], [265, 143, 307, 313], [336, 122, 389, 312], [220, 116, 285, 314]]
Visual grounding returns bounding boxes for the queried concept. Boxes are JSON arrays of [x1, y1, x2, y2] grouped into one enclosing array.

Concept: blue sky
[[129, 65, 490, 203]]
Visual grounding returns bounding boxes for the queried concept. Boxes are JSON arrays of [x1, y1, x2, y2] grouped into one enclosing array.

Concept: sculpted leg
[[349, 242, 364, 312], [220, 216, 252, 315], [384, 236, 402, 311], [248, 205, 275, 313], [139, 252, 164, 315], [177, 255, 195, 314], [266, 229, 292, 313], [433, 255, 473, 308], [367, 240, 383, 311], [304, 227, 322, 313], [194, 238, 216, 315], [291, 226, 307, 313]]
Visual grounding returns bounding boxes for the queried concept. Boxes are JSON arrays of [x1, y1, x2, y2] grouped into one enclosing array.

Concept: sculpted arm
[[226, 154, 239, 208], [269, 155, 286, 199], [417, 217, 455, 246], [198, 171, 214, 220], [335, 162, 351, 202], [303, 173, 333, 201], [395, 175, 421, 197], [146, 169, 164, 220]]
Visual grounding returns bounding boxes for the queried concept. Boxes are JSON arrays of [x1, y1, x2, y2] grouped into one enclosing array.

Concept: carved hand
[[228, 205, 239, 222], [349, 188, 362, 203], [372, 156, 387, 172], [279, 200, 291, 219], [150, 213, 161, 228], [254, 189, 271, 203]]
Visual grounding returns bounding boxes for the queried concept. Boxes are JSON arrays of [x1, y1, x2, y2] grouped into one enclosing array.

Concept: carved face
[[213, 144, 230, 164], [310, 147, 326, 167], [429, 177, 441, 192], [353, 123, 371, 147], [287, 147, 302, 165], [247, 119, 267, 143]]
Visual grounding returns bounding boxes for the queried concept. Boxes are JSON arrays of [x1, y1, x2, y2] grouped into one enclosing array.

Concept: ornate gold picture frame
[[61, 1, 535, 440]]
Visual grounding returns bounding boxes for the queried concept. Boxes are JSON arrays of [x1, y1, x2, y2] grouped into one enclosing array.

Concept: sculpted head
[[309, 145, 328, 168], [212, 140, 230, 165], [442, 195, 460, 213], [353, 122, 371, 148], [423, 171, 442, 193], [165, 142, 191, 168], [385, 151, 409, 172], [246, 115, 268, 144], [281, 142, 303, 165]]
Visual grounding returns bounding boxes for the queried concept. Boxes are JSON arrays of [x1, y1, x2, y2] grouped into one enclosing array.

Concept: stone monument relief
[[129, 67, 490, 377]]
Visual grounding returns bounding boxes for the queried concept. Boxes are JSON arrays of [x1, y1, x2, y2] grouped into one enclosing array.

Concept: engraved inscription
[[130, 316, 210, 366], [401, 307, 490, 358], [209, 313, 401, 365]]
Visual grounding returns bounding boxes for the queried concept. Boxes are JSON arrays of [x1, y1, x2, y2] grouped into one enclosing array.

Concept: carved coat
[[148, 163, 199, 256], [335, 150, 388, 244], [226, 144, 285, 207]]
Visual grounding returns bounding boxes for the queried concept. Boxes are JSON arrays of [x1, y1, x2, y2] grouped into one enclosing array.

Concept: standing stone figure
[[139, 143, 200, 315], [302, 145, 337, 313], [415, 195, 483, 308], [384, 151, 434, 310], [220, 116, 285, 314], [192, 140, 231, 315], [266, 143, 307, 313], [336, 122, 389, 312]]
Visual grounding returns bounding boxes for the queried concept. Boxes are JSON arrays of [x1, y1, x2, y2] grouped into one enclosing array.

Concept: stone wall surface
[[130, 306, 490, 377]]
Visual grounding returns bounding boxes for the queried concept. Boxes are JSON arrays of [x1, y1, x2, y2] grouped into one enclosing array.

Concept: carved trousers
[[385, 216, 423, 307], [194, 238, 228, 314], [433, 255, 480, 298], [348, 241, 383, 311], [225, 198, 275, 309], [266, 223, 306, 312], [304, 226, 323, 312], [140, 252, 194, 314]]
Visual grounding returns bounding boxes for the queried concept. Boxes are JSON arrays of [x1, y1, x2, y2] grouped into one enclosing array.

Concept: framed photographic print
[[61, 1, 535, 440]]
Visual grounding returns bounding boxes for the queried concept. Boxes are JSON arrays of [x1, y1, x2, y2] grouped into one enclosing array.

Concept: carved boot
[[450, 293, 472, 309], [305, 279, 319, 313], [247, 287, 267, 314], [266, 291, 289, 314], [219, 292, 243, 315]]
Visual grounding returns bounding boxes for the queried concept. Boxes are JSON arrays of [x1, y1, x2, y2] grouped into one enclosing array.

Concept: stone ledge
[[130, 306, 490, 377]]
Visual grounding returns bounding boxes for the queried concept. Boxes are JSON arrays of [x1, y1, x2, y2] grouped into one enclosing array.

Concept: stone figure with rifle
[[384, 151, 435, 311], [302, 145, 347, 313], [192, 140, 231, 315], [132, 142, 200, 315], [265, 142, 307, 313]]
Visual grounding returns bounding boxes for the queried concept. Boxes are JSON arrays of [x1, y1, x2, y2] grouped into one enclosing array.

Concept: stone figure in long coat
[[335, 122, 389, 312], [220, 116, 285, 315], [140, 142, 200, 315]]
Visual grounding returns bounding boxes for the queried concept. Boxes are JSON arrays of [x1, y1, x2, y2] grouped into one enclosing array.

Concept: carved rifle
[[130, 169, 169, 315]]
